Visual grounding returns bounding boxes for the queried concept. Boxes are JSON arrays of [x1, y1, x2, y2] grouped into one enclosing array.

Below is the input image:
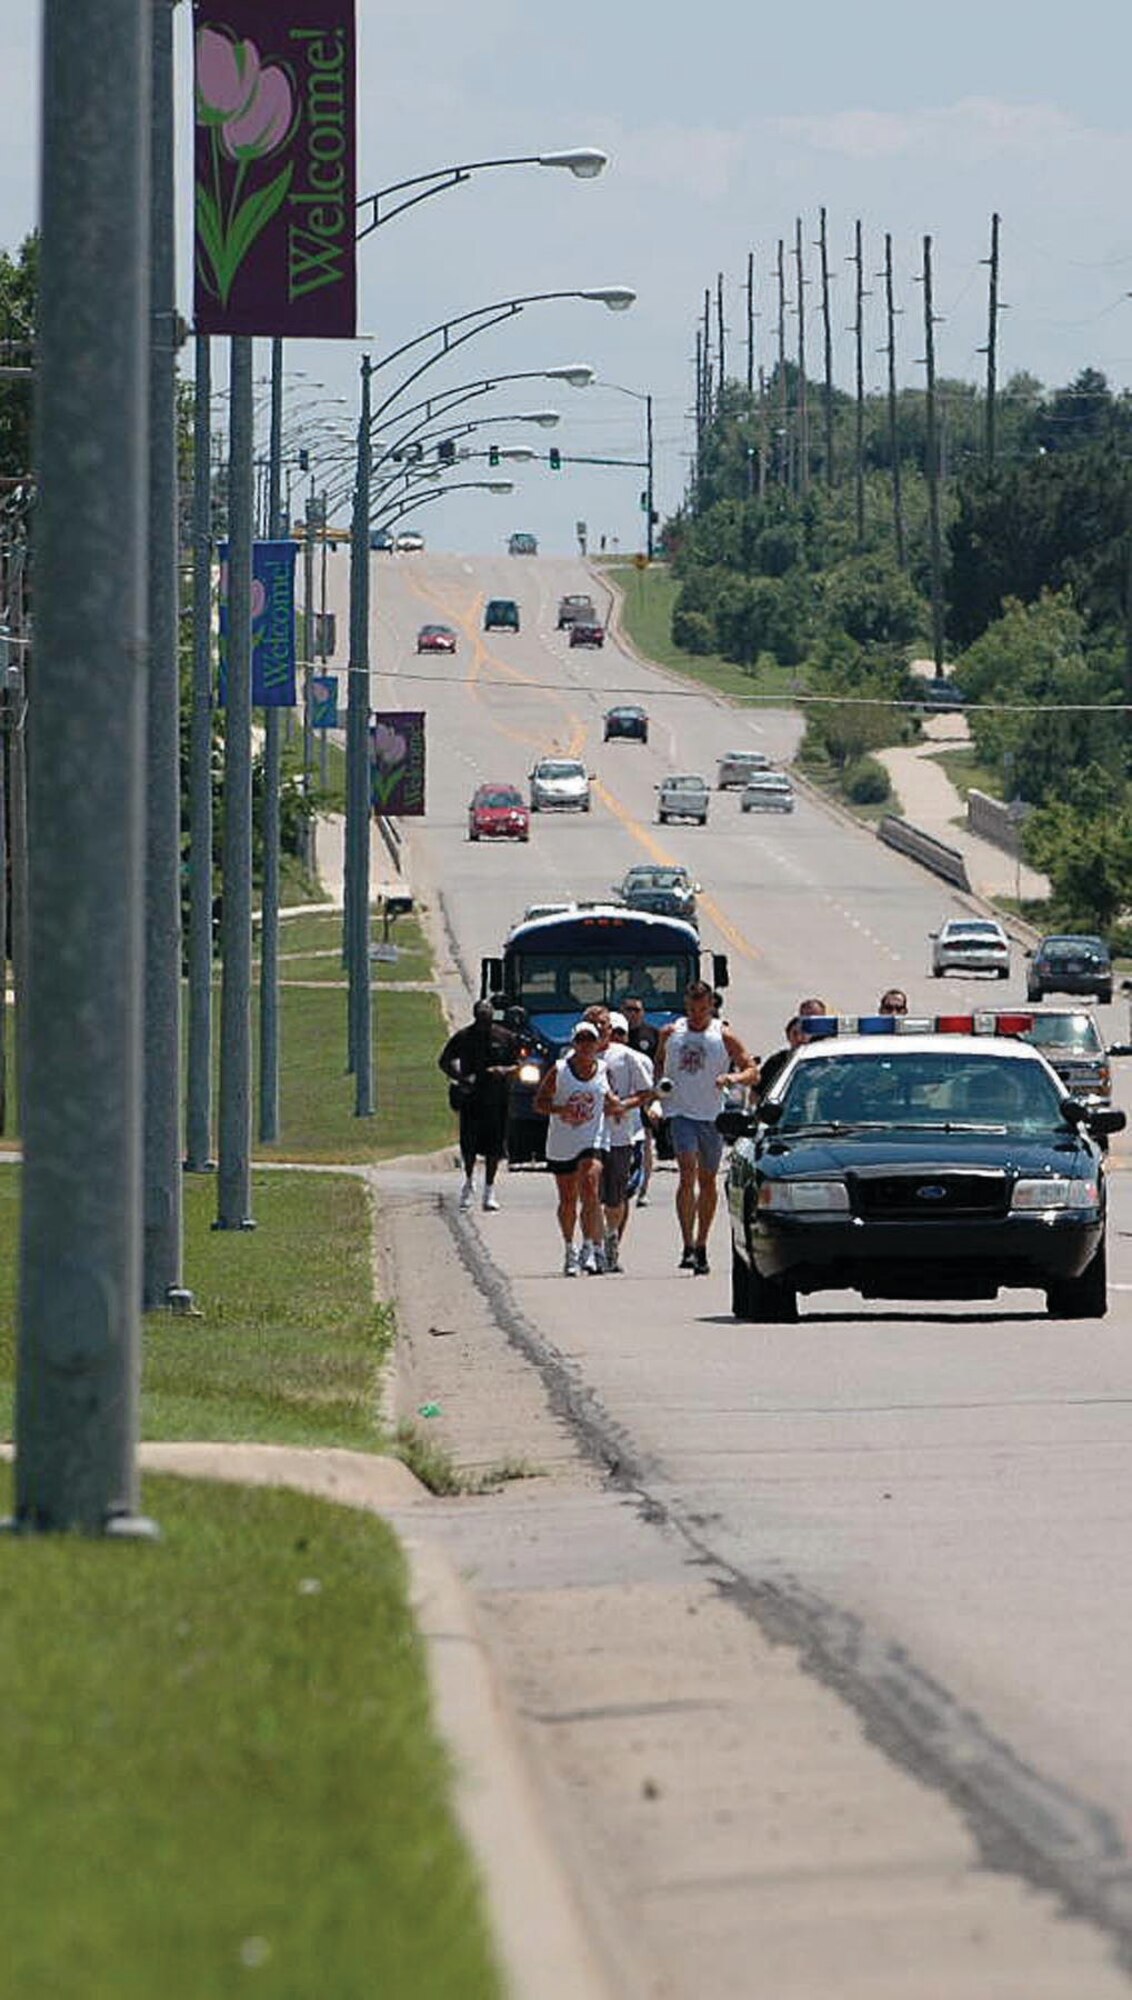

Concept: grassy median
[[0, 1467, 502, 2000], [0, 908, 504, 1998]]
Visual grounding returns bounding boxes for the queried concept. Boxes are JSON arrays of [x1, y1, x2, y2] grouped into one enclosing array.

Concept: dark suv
[[484, 598, 520, 633], [1026, 935, 1112, 1005]]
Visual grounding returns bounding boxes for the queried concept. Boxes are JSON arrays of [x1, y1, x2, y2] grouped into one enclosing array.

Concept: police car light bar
[[800, 1011, 1034, 1039]]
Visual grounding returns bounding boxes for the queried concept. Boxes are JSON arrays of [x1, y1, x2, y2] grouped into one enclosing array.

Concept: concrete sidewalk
[[876, 716, 1050, 905]]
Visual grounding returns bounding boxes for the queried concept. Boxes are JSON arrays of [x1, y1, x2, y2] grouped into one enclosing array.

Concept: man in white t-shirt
[[600, 1012, 655, 1271], [656, 980, 759, 1276], [534, 1021, 622, 1275]]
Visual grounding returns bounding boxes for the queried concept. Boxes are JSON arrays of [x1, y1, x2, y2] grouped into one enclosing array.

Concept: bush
[[843, 756, 891, 805], [671, 606, 716, 655]]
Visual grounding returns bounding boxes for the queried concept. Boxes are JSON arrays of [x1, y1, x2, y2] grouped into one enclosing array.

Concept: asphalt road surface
[[328, 545, 1132, 1991]]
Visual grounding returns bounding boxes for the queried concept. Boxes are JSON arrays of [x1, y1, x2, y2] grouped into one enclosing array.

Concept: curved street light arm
[[369, 479, 514, 536], [368, 288, 631, 422], [355, 150, 608, 242]]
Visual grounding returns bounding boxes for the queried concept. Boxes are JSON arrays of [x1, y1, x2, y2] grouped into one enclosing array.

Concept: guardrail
[[877, 814, 971, 891], [967, 787, 1030, 856], [376, 813, 403, 874]]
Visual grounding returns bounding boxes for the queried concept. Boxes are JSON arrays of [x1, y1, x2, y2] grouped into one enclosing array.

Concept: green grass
[[256, 983, 452, 1163], [929, 744, 1002, 801], [603, 560, 799, 706], [269, 909, 436, 986], [0, 1467, 503, 2000]]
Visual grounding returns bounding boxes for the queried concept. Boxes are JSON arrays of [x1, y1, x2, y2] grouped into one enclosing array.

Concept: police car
[[720, 1010, 1124, 1324]]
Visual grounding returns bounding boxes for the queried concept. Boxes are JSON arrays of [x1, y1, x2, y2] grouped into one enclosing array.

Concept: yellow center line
[[593, 779, 762, 967]]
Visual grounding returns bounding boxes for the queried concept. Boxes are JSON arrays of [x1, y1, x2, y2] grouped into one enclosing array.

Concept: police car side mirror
[[758, 1099, 784, 1126], [1089, 1106, 1126, 1137], [715, 1108, 755, 1143], [1061, 1099, 1088, 1127]]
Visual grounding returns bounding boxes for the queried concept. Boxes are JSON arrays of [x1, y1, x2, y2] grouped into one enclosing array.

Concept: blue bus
[[481, 902, 729, 1162]]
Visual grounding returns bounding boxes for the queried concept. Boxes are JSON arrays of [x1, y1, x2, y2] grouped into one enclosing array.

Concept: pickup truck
[[556, 593, 595, 629]]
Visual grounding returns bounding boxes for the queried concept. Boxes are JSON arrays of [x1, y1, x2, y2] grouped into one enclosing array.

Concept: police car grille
[[856, 1172, 1009, 1220]]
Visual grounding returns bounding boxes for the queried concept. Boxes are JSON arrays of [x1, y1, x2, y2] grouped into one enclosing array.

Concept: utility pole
[[794, 218, 809, 493], [983, 211, 1002, 474], [745, 250, 755, 400], [921, 235, 946, 677], [702, 288, 713, 427], [776, 239, 788, 487], [883, 232, 906, 569], [818, 209, 835, 487], [645, 392, 655, 562], [852, 219, 867, 548], [716, 271, 726, 405], [143, 0, 189, 1310], [346, 357, 374, 1114], [12, 0, 155, 1534]]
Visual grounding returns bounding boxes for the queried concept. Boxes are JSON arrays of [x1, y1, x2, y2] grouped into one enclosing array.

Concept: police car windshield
[[777, 1050, 1064, 1133]]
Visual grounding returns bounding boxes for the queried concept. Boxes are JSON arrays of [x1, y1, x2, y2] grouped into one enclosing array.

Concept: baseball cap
[[608, 1011, 629, 1035], [572, 1020, 600, 1040]]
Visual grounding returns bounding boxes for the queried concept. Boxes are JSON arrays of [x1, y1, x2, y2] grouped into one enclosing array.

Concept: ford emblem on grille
[[915, 1184, 948, 1201]]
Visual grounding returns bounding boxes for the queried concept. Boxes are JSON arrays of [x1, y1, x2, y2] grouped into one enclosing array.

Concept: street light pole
[[258, 336, 284, 1143], [215, 338, 256, 1229], [12, 0, 155, 1535], [346, 357, 374, 1112], [185, 331, 215, 1171]]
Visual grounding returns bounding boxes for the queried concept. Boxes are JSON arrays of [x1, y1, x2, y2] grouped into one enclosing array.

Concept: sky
[[5, 2, 1132, 554]]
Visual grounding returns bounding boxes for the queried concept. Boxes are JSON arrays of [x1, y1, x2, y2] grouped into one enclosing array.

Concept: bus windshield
[[513, 951, 692, 1014]]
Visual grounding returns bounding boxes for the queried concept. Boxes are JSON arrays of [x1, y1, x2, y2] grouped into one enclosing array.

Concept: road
[[327, 545, 1132, 1995]]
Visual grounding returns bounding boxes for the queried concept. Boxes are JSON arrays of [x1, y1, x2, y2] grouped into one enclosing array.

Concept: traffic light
[[437, 438, 456, 465], [488, 443, 500, 467], [298, 449, 309, 472], [549, 447, 561, 471]]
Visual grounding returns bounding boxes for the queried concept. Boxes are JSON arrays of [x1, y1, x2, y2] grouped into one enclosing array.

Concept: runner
[[534, 1021, 623, 1275], [655, 980, 760, 1274]]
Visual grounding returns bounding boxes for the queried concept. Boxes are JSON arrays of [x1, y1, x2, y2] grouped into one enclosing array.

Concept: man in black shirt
[[437, 1001, 519, 1212]]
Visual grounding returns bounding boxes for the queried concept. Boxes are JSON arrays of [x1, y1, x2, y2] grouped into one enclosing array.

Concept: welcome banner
[[370, 712, 426, 817], [193, 1, 356, 338], [217, 540, 298, 707]]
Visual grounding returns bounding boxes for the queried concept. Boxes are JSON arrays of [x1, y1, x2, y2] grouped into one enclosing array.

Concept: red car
[[569, 620, 604, 648], [468, 782, 530, 842], [417, 623, 457, 654]]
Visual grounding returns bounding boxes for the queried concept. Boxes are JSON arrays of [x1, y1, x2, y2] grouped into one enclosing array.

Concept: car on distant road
[[568, 619, 604, 649], [603, 705, 649, 743], [1018, 1008, 1112, 1115], [717, 749, 772, 789], [720, 1016, 1124, 1322], [657, 773, 710, 825], [930, 916, 1011, 979], [508, 531, 538, 555], [1025, 934, 1113, 1005], [613, 863, 699, 923], [741, 771, 795, 813], [394, 530, 425, 553], [369, 529, 394, 551], [484, 597, 520, 633], [556, 593, 595, 629], [416, 623, 457, 654], [914, 676, 967, 714], [529, 756, 591, 812], [468, 782, 530, 842]]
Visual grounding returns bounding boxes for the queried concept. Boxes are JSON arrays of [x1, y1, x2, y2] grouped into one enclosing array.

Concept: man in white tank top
[[656, 980, 759, 1276], [534, 1021, 623, 1275]]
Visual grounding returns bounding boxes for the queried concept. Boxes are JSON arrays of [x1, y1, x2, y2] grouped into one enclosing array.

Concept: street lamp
[[344, 286, 634, 1114], [355, 148, 609, 240], [599, 380, 656, 561]]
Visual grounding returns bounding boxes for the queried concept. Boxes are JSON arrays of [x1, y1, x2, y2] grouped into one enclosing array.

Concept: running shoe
[[482, 1189, 500, 1212], [692, 1245, 710, 1275], [458, 1180, 474, 1212], [679, 1245, 696, 1270], [636, 1191, 650, 1208], [563, 1244, 580, 1277], [589, 1241, 607, 1275]]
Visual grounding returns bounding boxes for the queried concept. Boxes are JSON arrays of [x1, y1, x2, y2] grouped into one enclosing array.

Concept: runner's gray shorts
[[667, 1114, 724, 1173], [600, 1145, 633, 1207]]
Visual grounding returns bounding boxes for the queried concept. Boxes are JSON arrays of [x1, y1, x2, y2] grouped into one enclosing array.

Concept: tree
[[956, 592, 1121, 804], [0, 233, 36, 482]]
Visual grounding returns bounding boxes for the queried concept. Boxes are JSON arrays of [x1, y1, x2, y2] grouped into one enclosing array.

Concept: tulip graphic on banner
[[370, 712, 426, 816]]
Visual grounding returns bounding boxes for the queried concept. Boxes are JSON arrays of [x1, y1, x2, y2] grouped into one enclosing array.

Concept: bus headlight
[[517, 1061, 542, 1087]]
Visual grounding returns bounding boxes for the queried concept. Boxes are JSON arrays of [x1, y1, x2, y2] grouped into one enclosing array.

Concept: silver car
[[740, 772, 794, 813], [717, 749, 771, 789], [529, 756, 592, 812], [657, 773, 710, 825], [930, 917, 1011, 979], [1019, 1008, 1112, 1111]]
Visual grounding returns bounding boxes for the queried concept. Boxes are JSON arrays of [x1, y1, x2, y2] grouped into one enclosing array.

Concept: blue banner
[[218, 539, 298, 707], [309, 673, 338, 729]]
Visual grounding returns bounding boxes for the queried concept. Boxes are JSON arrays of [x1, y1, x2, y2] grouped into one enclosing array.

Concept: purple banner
[[193, 1, 356, 338], [217, 540, 298, 706], [370, 712, 426, 818]]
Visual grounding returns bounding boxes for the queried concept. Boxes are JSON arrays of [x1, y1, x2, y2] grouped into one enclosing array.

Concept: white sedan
[[930, 917, 1011, 979]]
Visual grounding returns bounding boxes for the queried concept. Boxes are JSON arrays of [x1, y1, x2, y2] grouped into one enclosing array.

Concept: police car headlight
[[1011, 1177, 1098, 1212], [758, 1180, 850, 1214]]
